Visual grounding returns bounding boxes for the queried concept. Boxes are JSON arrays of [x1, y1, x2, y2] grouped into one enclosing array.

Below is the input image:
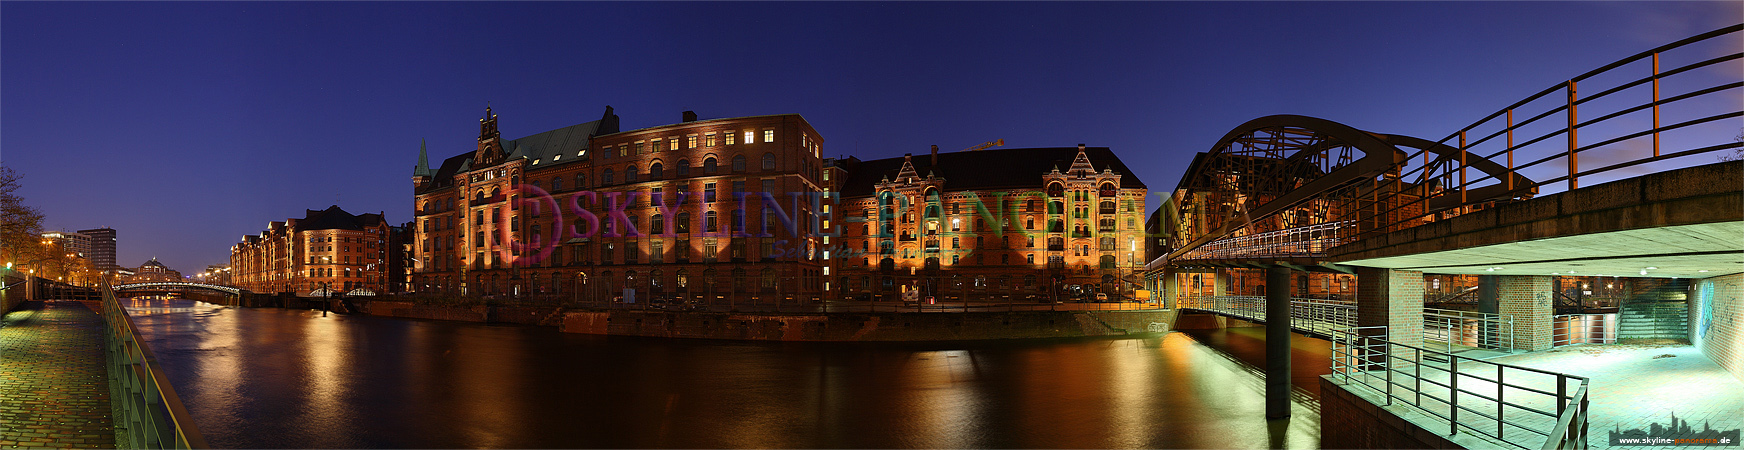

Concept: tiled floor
[[0, 301, 117, 449], [1490, 344, 1744, 449]]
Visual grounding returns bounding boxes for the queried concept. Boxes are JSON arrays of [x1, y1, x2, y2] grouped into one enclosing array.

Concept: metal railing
[[1552, 314, 1618, 346], [1180, 221, 1356, 261], [1177, 295, 1357, 337], [1331, 326, 1589, 450], [100, 286, 208, 449], [1425, 307, 1517, 351], [1348, 24, 1743, 242]]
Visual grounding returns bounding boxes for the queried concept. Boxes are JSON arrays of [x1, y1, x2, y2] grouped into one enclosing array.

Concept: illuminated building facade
[[411, 107, 832, 301], [230, 206, 392, 295], [128, 258, 182, 283], [835, 145, 1149, 300]]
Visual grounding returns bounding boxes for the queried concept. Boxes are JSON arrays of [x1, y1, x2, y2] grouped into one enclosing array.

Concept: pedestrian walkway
[[1490, 344, 1744, 449], [0, 301, 117, 449]]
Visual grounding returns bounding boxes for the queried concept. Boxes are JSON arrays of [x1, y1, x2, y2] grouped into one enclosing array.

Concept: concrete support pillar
[[1356, 267, 1423, 348], [1161, 269, 1179, 309], [1497, 275, 1554, 351], [1214, 270, 1231, 297], [1265, 266, 1292, 419], [1477, 275, 1499, 314]]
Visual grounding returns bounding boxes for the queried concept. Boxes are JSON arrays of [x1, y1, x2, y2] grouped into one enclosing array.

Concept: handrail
[[1330, 326, 1589, 449], [101, 286, 209, 449]]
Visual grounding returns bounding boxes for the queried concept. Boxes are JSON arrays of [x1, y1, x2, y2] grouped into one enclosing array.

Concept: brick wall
[[1693, 273, 1743, 383], [1497, 275, 1553, 351], [1357, 268, 1423, 347]]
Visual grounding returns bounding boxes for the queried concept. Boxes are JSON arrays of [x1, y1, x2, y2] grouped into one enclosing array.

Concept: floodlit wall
[[1691, 273, 1743, 383]]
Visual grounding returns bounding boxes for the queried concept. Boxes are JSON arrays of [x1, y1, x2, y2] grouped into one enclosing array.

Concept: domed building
[[128, 258, 183, 283]]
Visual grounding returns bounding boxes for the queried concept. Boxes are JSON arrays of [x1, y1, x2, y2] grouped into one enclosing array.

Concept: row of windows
[[600, 129, 788, 160]]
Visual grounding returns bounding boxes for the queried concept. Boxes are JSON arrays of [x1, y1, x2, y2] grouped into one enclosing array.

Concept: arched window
[[705, 211, 718, 231], [761, 268, 777, 290], [575, 174, 587, 189], [1047, 182, 1065, 197], [476, 189, 487, 202], [676, 159, 690, 176], [602, 169, 614, 184], [551, 177, 563, 191], [490, 187, 501, 199], [676, 269, 688, 288], [1100, 182, 1117, 197], [651, 214, 664, 234], [420, 201, 429, 213], [650, 162, 664, 179], [761, 152, 776, 171], [732, 155, 746, 172], [650, 269, 663, 289], [731, 267, 747, 292], [675, 212, 691, 233], [703, 157, 717, 174], [625, 165, 638, 183]]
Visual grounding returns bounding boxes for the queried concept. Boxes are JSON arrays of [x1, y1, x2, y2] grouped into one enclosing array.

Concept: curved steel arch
[[1163, 115, 1534, 263], [114, 282, 246, 296]]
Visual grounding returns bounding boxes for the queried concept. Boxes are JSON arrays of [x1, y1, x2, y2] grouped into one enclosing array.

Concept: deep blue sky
[[3, 2, 1737, 274]]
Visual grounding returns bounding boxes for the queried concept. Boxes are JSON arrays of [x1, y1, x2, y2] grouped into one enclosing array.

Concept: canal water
[[125, 298, 1330, 449]]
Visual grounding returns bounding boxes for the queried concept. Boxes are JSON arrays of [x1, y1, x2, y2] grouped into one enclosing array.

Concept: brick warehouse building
[[411, 107, 832, 302], [834, 145, 1149, 301], [230, 205, 394, 295]]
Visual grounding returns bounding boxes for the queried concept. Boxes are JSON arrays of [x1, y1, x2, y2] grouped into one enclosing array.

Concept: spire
[[413, 138, 433, 177]]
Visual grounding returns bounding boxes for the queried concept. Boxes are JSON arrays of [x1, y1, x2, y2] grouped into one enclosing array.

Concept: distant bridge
[[114, 282, 248, 296]]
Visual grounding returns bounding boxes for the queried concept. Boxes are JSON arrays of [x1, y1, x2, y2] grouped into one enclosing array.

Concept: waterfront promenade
[[0, 301, 117, 449]]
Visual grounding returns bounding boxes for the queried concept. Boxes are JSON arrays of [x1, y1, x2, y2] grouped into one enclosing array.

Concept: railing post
[[1497, 364, 1506, 440], [1567, 79, 1580, 190], [1450, 356, 1460, 435]]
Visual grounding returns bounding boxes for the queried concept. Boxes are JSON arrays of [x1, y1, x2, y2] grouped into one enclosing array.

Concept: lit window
[[744, 131, 754, 144], [706, 133, 716, 147], [725, 132, 736, 145], [553, 154, 561, 161], [687, 135, 697, 149], [763, 130, 774, 143], [532, 159, 541, 165]]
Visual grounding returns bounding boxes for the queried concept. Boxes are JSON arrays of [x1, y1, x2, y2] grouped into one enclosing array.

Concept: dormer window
[[532, 159, 541, 165], [553, 154, 562, 161]]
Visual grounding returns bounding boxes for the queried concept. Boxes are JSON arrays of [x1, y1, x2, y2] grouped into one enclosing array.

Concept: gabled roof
[[839, 146, 1148, 197], [416, 107, 618, 195], [294, 205, 384, 232]]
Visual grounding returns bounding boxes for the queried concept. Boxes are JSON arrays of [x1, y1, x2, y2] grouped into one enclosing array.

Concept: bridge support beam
[[1266, 266, 1292, 419], [1497, 275, 1554, 351], [1357, 268, 1424, 348]]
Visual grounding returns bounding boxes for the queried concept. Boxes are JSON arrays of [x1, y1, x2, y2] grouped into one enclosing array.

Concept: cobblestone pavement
[[1, 301, 116, 449]]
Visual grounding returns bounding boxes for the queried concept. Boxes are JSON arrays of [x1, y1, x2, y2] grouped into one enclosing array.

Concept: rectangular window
[[761, 179, 774, 193], [763, 129, 774, 143], [704, 238, 718, 261], [725, 132, 736, 145], [744, 131, 754, 144], [651, 240, 664, 263], [676, 239, 689, 259], [705, 183, 717, 203], [625, 240, 638, 264], [706, 133, 716, 147], [732, 180, 746, 195], [634, 142, 646, 154], [686, 135, 697, 149], [653, 139, 664, 152]]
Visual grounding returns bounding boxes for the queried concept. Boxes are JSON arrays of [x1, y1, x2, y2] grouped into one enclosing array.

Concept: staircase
[[1617, 279, 1690, 343]]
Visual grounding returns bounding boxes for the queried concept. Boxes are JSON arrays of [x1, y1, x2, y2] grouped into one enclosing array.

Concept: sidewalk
[[0, 301, 117, 449]]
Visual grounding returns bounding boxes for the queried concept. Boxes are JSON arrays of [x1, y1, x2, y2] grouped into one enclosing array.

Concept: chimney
[[682, 111, 698, 123], [930, 145, 939, 166]]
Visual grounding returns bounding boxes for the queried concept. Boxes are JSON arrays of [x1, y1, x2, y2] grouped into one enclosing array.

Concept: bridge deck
[[0, 301, 119, 448]]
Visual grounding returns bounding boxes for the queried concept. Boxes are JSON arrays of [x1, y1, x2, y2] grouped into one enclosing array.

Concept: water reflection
[[128, 299, 1324, 449]]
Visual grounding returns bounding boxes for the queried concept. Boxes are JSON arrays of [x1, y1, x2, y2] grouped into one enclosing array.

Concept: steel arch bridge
[[1153, 24, 1742, 269], [1157, 114, 1536, 267], [114, 282, 248, 296]]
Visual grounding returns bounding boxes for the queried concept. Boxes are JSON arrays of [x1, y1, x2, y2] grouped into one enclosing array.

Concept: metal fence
[[1425, 307, 1516, 352], [100, 286, 208, 449], [1181, 221, 1356, 261], [1177, 296, 1358, 337], [1331, 326, 1589, 450], [1552, 314, 1618, 347]]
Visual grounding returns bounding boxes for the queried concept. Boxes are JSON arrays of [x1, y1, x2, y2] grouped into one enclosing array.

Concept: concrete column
[[1356, 267, 1423, 348], [1214, 269, 1231, 297], [1161, 268, 1179, 309], [1265, 266, 1292, 419], [1497, 275, 1553, 351], [1477, 275, 1499, 314]]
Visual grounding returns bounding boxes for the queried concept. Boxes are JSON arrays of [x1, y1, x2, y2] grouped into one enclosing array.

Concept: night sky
[[3, 2, 1736, 275]]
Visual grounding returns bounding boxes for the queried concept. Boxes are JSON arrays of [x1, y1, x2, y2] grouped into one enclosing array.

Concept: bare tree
[[1, 166, 46, 265], [1724, 129, 1744, 162]]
